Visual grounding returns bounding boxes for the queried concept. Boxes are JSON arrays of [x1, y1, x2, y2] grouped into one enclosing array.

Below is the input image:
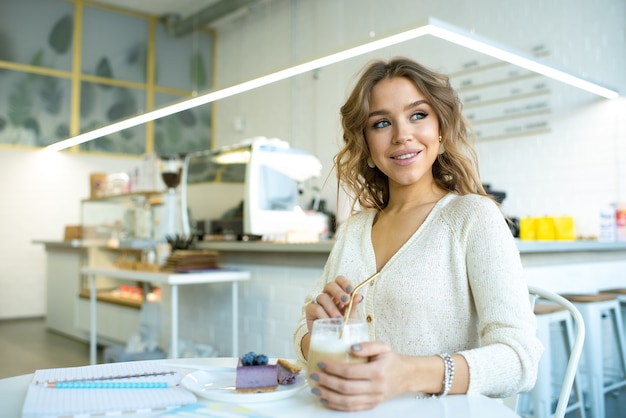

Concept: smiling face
[[364, 76, 441, 191]]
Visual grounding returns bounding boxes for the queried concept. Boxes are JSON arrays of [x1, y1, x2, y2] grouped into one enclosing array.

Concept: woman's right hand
[[305, 275, 363, 334]]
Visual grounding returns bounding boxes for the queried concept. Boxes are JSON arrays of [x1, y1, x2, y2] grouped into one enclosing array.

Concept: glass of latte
[[306, 318, 369, 386]]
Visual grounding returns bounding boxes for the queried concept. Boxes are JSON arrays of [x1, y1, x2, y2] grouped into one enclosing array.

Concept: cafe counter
[[37, 239, 626, 360]]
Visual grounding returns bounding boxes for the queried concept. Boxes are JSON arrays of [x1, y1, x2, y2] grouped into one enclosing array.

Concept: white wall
[[0, 149, 138, 319], [212, 0, 626, 233], [1, 0, 625, 320]]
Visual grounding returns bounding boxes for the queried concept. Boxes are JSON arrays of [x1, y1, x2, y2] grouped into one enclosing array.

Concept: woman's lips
[[390, 150, 420, 165]]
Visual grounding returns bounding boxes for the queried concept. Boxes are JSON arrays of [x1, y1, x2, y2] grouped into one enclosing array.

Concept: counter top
[[191, 239, 626, 254], [35, 239, 626, 254], [195, 240, 335, 253], [515, 239, 626, 253], [33, 239, 97, 249]]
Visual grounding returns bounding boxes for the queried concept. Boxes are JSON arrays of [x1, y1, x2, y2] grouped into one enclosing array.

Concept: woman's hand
[[308, 341, 409, 411], [305, 275, 363, 333]]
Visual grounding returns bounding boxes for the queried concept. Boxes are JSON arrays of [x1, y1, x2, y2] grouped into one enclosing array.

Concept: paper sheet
[[21, 360, 197, 418]]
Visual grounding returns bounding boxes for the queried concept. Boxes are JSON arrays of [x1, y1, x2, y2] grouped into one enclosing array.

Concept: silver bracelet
[[434, 353, 454, 397]]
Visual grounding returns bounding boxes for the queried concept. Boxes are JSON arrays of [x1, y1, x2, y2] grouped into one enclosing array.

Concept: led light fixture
[[45, 17, 619, 152]]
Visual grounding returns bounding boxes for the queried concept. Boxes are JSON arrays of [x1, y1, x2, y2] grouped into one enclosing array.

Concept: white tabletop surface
[[81, 266, 251, 285], [1, 357, 521, 418]]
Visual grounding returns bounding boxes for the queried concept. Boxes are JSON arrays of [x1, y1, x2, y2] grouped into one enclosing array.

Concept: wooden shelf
[[79, 289, 142, 309], [82, 190, 164, 203]]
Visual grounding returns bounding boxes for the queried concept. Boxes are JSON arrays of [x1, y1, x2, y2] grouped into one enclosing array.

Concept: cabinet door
[[76, 298, 140, 344], [46, 247, 85, 340]]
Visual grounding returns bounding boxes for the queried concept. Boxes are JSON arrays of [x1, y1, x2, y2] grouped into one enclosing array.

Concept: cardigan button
[[366, 315, 372, 323]]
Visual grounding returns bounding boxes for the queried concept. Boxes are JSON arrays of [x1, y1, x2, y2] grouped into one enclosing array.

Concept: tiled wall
[[167, 259, 323, 359]]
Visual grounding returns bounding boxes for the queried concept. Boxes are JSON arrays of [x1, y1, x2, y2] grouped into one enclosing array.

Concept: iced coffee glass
[[307, 318, 369, 386]]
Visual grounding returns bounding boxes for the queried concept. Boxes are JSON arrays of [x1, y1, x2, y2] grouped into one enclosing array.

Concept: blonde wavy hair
[[335, 57, 488, 211]]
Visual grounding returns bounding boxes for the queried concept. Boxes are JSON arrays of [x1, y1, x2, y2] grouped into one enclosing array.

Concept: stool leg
[[608, 306, 626, 386], [562, 315, 587, 418], [531, 316, 552, 418], [576, 302, 604, 418]]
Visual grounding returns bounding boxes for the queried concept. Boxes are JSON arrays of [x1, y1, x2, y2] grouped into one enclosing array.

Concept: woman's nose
[[392, 122, 412, 144]]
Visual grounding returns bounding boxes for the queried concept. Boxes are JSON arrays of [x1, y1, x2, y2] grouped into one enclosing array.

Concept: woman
[[293, 57, 542, 412]]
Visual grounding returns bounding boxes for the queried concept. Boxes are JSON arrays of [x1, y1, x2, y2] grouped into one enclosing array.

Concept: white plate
[[181, 369, 308, 403]]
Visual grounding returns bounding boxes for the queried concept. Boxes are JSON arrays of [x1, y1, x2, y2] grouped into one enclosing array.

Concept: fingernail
[[321, 399, 329, 406], [352, 344, 362, 351], [346, 285, 353, 293], [309, 373, 319, 381], [317, 362, 326, 370], [311, 387, 321, 395], [340, 295, 349, 302]]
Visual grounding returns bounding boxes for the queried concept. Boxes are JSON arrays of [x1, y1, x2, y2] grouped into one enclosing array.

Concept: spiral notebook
[[22, 360, 197, 418]]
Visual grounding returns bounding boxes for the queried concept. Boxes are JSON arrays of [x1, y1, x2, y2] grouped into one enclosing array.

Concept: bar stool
[[600, 288, 626, 335], [562, 293, 626, 418], [518, 303, 586, 418]]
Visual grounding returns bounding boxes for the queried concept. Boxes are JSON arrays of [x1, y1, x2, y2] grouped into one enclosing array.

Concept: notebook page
[[22, 360, 197, 418]]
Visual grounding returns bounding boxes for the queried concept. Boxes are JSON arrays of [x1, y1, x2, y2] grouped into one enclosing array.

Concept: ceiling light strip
[[45, 18, 618, 152], [426, 18, 619, 100]]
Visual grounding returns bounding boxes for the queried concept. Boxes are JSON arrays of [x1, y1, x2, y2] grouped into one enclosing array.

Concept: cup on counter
[[307, 318, 369, 386]]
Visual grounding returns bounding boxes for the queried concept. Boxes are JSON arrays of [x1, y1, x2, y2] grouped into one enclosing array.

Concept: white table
[[1, 357, 521, 417], [82, 267, 251, 364]]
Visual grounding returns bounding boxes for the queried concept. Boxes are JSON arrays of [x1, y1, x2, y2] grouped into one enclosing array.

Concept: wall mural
[[0, 0, 213, 155]]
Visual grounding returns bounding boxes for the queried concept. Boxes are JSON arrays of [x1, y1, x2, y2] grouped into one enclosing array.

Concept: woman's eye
[[411, 111, 427, 121], [372, 120, 390, 129]]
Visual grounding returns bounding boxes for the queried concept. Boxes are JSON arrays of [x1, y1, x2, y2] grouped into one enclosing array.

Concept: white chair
[[561, 292, 626, 418], [525, 285, 586, 418], [508, 286, 586, 418]]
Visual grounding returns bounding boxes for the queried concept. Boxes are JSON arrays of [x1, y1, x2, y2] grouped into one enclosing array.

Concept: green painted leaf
[[0, 32, 14, 64], [8, 80, 33, 126], [120, 129, 134, 140], [107, 102, 128, 121], [39, 76, 63, 115], [55, 123, 69, 139], [27, 50, 45, 82], [177, 109, 197, 127], [49, 15, 73, 55], [24, 117, 40, 137], [191, 52, 207, 89], [31, 49, 45, 67], [106, 90, 138, 121], [96, 57, 114, 89]]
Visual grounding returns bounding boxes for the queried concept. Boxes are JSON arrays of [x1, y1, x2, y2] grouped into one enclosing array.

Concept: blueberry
[[241, 352, 256, 366], [254, 354, 269, 365]]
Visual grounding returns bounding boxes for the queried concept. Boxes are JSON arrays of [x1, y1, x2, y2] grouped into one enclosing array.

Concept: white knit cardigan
[[293, 193, 543, 397]]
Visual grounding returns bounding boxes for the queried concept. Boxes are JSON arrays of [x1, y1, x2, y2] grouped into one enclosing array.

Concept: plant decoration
[[0, 3, 214, 154]]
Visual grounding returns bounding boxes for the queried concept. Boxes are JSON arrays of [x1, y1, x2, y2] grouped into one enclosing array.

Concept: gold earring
[[438, 135, 445, 154], [367, 156, 375, 168]]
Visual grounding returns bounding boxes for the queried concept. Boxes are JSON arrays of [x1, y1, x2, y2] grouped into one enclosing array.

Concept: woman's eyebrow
[[367, 108, 388, 118], [367, 99, 429, 119], [406, 99, 428, 110]]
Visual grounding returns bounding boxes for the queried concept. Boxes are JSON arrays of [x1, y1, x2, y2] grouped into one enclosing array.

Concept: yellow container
[[554, 216, 576, 241], [519, 217, 537, 241], [535, 217, 556, 241]]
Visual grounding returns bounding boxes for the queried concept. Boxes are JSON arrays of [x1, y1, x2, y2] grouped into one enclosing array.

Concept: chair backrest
[[527, 285, 586, 418]]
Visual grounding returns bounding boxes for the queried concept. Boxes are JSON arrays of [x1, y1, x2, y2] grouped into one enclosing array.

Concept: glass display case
[[80, 190, 164, 246]]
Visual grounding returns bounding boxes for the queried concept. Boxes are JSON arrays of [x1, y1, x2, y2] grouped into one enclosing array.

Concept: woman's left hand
[[308, 341, 409, 411]]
